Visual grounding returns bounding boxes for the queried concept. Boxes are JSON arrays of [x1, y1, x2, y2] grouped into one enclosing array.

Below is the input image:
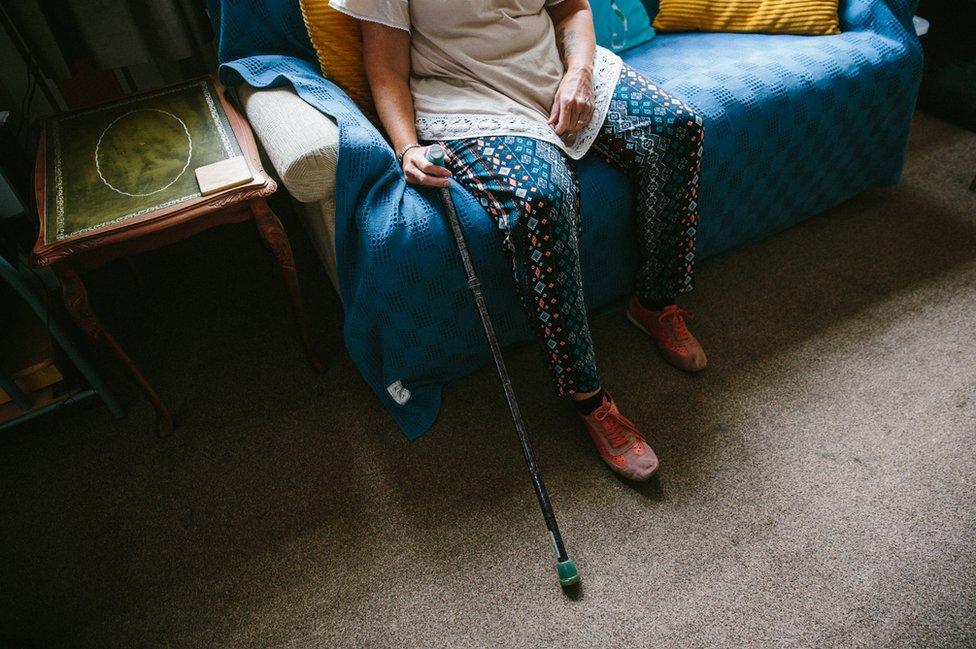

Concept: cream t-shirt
[[329, 0, 623, 159]]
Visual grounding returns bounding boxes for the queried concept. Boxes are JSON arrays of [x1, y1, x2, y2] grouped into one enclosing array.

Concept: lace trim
[[415, 47, 623, 160]]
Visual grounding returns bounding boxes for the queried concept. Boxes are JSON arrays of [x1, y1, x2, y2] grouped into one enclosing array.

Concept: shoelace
[[659, 307, 694, 343], [593, 405, 633, 449]]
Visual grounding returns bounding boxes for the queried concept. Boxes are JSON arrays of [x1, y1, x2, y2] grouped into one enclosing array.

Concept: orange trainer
[[578, 393, 658, 481], [626, 297, 707, 372]]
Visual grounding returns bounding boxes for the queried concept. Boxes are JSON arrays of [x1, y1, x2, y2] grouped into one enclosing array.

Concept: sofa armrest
[[842, 0, 920, 35], [887, 0, 920, 23], [238, 84, 339, 203]]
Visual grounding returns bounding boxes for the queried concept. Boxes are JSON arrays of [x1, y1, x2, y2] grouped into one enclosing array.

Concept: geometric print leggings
[[438, 65, 704, 398]]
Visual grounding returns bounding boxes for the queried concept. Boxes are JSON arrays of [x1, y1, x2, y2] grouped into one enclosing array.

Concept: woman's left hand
[[549, 67, 596, 137]]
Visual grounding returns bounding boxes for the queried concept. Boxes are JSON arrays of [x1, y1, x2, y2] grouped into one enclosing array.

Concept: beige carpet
[[1, 114, 974, 648]]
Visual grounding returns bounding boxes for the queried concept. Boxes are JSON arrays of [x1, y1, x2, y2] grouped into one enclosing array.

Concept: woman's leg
[[439, 135, 600, 398], [591, 65, 707, 371], [439, 135, 658, 481]]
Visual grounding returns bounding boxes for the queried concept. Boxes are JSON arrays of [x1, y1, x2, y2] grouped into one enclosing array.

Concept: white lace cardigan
[[328, 0, 623, 159]]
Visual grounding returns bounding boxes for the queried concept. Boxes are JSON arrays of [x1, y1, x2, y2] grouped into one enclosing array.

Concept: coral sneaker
[[627, 297, 707, 372], [579, 393, 658, 481]]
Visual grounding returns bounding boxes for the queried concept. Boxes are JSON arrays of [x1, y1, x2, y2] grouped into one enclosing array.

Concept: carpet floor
[[1, 113, 974, 648]]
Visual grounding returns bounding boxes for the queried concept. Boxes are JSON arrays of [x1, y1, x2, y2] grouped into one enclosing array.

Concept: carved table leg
[[59, 271, 174, 436], [251, 198, 327, 372]]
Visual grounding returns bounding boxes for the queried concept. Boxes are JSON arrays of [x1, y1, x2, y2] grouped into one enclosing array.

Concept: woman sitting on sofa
[[330, 0, 705, 481]]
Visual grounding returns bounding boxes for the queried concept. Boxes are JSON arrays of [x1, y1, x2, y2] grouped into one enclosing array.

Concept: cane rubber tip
[[557, 559, 580, 587]]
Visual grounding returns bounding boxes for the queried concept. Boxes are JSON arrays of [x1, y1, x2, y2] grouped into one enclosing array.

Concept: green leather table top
[[44, 79, 243, 244]]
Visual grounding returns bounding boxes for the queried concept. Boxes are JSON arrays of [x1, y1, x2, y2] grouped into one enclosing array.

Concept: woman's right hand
[[402, 147, 452, 188]]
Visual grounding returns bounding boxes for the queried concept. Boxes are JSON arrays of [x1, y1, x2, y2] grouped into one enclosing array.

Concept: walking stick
[[425, 144, 580, 589]]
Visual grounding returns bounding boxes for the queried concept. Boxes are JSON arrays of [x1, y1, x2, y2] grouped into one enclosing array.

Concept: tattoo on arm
[[557, 27, 577, 61]]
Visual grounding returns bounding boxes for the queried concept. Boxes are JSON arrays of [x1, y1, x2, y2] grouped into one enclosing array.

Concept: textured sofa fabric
[[623, 25, 923, 257], [298, 198, 340, 292], [238, 84, 342, 289], [212, 0, 922, 438], [238, 84, 338, 203]]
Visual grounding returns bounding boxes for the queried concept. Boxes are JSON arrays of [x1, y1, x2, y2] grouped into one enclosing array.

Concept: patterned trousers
[[438, 65, 704, 397]]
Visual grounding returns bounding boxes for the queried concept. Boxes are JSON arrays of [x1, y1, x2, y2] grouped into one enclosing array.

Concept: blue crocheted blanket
[[208, 0, 921, 439]]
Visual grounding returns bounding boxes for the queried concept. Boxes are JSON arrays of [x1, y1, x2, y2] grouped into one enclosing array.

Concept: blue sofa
[[212, 0, 923, 438]]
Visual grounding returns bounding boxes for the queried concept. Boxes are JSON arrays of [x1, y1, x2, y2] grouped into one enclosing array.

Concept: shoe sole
[[626, 309, 707, 373], [596, 447, 659, 482], [629, 461, 659, 481]]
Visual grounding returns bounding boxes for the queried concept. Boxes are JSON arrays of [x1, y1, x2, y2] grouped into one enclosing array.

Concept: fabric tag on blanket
[[387, 380, 412, 405]]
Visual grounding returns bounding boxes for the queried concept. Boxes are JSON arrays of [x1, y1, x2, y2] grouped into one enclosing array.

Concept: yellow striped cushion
[[299, 0, 378, 122], [653, 0, 841, 35]]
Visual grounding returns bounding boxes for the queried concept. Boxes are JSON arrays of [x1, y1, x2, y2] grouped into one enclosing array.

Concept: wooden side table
[[31, 77, 325, 436]]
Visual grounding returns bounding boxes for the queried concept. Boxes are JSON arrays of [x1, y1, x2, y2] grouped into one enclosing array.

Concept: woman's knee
[[670, 104, 705, 144], [510, 166, 582, 279]]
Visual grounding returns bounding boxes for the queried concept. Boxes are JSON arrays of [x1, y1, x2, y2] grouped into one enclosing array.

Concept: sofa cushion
[[653, 0, 840, 35], [299, 0, 378, 121], [621, 29, 920, 254]]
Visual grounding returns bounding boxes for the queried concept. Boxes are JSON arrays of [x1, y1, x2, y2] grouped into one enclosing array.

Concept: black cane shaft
[[438, 185, 569, 560], [425, 144, 578, 586]]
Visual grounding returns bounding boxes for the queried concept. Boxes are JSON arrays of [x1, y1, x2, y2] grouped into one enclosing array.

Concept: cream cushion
[[238, 84, 341, 291], [237, 84, 339, 203]]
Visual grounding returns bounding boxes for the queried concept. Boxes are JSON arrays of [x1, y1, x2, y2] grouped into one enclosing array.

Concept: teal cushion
[[591, 0, 655, 52]]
